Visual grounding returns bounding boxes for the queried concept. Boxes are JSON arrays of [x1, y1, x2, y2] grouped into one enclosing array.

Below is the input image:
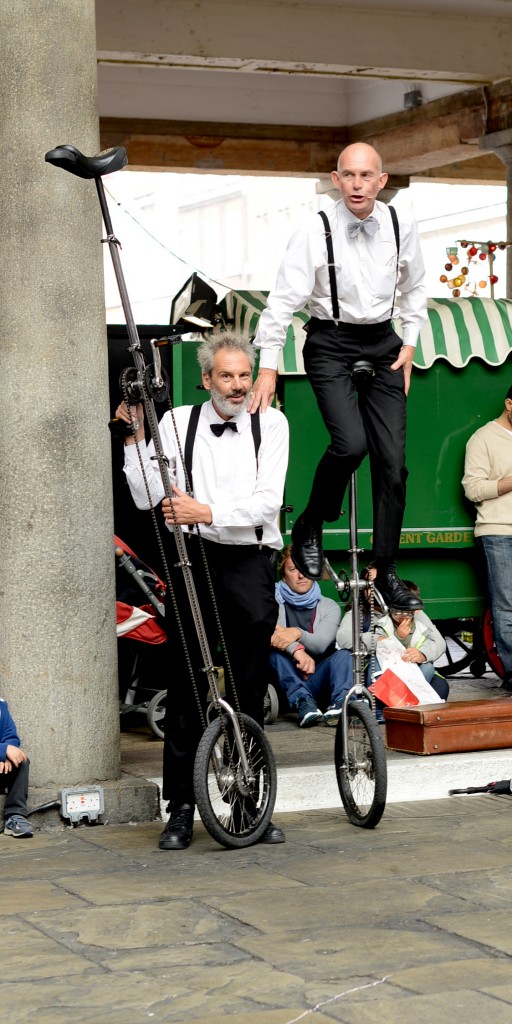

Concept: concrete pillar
[[479, 129, 512, 299], [0, 2, 158, 820]]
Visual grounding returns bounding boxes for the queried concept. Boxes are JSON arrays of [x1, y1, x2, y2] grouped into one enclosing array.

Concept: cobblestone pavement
[[2, 791, 512, 1022], [3, 669, 512, 1023]]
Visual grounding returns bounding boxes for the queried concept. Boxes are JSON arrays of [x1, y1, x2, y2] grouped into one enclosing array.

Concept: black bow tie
[[210, 422, 238, 437]]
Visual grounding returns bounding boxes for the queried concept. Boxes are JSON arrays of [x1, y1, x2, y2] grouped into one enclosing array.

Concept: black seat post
[[349, 360, 375, 687]]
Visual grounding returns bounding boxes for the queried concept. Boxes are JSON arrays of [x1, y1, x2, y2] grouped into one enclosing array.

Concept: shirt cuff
[[481, 479, 500, 500], [257, 349, 280, 372], [401, 326, 419, 348]]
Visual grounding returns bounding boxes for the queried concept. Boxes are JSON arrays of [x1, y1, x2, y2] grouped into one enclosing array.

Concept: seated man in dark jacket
[[270, 546, 352, 727]]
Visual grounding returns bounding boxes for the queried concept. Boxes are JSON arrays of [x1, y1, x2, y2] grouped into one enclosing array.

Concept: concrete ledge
[[273, 748, 512, 812], [2, 774, 162, 829]]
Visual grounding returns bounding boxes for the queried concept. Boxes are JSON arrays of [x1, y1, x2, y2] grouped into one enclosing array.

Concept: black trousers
[[1, 758, 29, 819], [162, 535, 277, 806], [303, 319, 408, 560]]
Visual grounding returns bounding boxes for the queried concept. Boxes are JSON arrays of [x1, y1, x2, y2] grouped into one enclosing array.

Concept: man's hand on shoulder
[[247, 369, 278, 413], [390, 345, 415, 396]]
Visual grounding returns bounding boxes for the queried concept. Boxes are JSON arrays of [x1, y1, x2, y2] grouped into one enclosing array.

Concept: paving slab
[[3, 670, 512, 1024]]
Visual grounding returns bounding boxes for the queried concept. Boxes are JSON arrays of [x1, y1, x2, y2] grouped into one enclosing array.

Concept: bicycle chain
[[368, 580, 377, 712], [120, 365, 249, 783], [158, 382, 250, 785], [161, 389, 244, 724], [120, 369, 207, 732]]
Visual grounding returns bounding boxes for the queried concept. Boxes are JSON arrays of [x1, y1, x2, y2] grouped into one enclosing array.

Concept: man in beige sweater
[[462, 384, 512, 690]]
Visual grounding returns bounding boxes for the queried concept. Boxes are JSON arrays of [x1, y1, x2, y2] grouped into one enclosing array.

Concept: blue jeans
[[479, 536, 512, 678], [270, 648, 353, 710]]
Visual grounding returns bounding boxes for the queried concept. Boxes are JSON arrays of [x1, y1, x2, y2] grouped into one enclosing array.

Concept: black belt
[[307, 316, 392, 334]]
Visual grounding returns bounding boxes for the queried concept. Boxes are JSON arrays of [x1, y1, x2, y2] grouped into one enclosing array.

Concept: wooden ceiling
[[100, 80, 511, 184]]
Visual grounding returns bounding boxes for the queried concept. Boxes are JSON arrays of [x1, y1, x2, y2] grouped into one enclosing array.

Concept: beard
[[209, 382, 250, 419]]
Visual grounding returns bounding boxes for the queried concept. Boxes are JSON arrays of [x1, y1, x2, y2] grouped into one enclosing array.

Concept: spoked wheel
[[193, 712, 276, 849], [334, 701, 387, 829], [146, 690, 166, 739]]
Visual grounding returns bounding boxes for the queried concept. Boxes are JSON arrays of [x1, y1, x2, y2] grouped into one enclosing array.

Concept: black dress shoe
[[291, 514, 324, 580], [375, 570, 423, 612], [258, 821, 286, 844], [159, 804, 194, 850]]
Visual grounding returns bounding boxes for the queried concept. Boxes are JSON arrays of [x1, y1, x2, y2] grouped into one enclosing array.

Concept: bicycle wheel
[[193, 712, 276, 849], [334, 700, 387, 829], [146, 690, 166, 739]]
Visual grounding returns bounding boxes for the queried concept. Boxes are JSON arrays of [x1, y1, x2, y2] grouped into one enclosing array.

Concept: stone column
[[479, 129, 512, 299], [0, 2, 157, 820]]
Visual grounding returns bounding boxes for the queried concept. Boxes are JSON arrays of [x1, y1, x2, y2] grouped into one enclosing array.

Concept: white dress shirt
[[123, 401, 289, 549], [254, 199, 427, 371]]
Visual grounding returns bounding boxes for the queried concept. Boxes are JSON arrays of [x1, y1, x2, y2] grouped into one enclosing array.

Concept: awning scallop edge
[[219, 292, 512, 374]]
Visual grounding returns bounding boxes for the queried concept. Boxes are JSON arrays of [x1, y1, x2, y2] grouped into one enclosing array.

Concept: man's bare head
[[331, 143, 388, 220]]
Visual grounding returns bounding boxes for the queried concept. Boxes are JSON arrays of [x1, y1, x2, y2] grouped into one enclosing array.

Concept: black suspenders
[[318, 209, 340, 321], [318, 205, 400, 322], [184, 406, 263, 543]]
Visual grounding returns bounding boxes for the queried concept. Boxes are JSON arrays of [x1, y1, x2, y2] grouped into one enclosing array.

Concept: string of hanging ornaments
[[439, 238, 512, 299]]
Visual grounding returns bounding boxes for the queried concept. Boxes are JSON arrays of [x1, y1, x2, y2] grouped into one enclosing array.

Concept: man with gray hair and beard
[[116, 332, 289, 850]]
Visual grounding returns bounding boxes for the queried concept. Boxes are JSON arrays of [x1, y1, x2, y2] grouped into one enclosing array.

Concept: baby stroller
[[115, 535, 279, 734], [115, 535, 168, 738]]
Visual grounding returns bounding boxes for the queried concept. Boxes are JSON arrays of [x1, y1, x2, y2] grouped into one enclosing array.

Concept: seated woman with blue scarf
[[270, 546, 353, 727]]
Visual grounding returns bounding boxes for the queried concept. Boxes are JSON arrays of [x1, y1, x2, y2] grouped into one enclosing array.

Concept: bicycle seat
[[45, 144, 128, 180], [351, 359, 375, 389]]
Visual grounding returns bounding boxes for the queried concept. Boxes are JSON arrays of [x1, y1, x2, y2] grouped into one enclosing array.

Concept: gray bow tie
[[348, 216, 379, 239]]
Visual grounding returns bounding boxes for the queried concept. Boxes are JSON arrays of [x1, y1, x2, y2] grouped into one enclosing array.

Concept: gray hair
[[197, 331, 255, 376]]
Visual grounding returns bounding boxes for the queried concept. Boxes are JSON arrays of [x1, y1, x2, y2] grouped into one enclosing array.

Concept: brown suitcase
[[384, 698, 512, 755]]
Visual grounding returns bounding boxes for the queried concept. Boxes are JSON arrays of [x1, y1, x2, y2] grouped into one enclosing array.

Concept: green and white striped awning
[[218, 292, 512, 375]]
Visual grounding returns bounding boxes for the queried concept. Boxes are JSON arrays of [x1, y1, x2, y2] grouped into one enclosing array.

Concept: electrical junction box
[[59, 785, 105, 824]]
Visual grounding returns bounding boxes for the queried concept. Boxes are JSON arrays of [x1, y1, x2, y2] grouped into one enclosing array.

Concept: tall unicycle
[[325, 360, 388, 829], [45, 143, 277, 849]]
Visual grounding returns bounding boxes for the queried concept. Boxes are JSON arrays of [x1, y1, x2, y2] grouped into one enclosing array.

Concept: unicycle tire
[[193, 712, 276, 849], [334, 700, 387, 829]]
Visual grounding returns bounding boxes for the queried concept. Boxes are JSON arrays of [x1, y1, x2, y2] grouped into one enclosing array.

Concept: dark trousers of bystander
[[1, 758, 30, 819], [162, 534, 278, 807]]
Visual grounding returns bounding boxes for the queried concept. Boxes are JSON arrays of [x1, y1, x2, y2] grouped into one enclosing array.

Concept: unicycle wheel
[[193, 713, 276, 849], [335, 700, 387, 828]]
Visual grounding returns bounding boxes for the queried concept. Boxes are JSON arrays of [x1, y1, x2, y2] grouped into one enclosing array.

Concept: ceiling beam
[[96, 0, 512, 84], [412, 154, 505, 185], [100, 119, 347, 174], [100, 80, 512, 180]]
